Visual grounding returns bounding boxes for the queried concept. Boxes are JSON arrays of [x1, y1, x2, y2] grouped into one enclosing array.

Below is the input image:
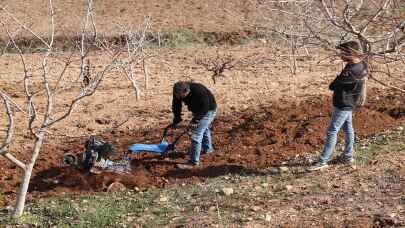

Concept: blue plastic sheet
[[128, 140, 169, 154]]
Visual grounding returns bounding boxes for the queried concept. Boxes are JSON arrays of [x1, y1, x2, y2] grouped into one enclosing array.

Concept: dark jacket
[[172, 82, 217, 123], [330, 61, 368, 110]]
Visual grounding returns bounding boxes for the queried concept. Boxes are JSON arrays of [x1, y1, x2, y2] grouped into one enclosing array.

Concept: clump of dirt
[[1, 90, 404, 204]]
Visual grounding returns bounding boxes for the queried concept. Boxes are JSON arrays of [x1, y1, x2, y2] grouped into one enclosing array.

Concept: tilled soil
[[1, 89, 404, 205]]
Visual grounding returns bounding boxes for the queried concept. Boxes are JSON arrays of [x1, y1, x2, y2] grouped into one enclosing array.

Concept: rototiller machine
[[62, 124, 190, 173]]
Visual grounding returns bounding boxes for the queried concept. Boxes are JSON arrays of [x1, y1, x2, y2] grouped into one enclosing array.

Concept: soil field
[[1, 87, 404, 206], [1, 0, 261, 40], [0, 43, 404, 208]]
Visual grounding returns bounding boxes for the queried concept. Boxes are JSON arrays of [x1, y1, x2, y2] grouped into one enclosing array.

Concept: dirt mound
[[1, 90, 404, 204]]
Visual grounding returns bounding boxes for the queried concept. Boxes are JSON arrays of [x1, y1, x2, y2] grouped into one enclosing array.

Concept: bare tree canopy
[[0, 0, 152, 217], [254, 0, 405, 92]]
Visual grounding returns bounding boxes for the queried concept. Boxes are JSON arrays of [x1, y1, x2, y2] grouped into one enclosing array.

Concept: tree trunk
[[131, 79, 140, 101], [143, 58, 149, 90], [13, 132, 44, 217]]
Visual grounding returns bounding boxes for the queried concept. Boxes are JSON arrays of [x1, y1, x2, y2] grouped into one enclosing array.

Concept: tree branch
[[359, 0, 391, 34], [0, 92, 14, 155], [44, 61, 117, 128], [0, 91, 26, 170]]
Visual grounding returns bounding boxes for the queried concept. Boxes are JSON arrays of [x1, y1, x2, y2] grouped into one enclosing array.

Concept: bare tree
[[117, 17, 153, 100], [195, 50, 236, 84], [0, 0, 150, 217], [254, 0, 405, 92]]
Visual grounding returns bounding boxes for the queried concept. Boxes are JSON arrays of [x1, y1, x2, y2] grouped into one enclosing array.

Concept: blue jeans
[[319, 107, 354, 163], [189, 109, 217, 164]]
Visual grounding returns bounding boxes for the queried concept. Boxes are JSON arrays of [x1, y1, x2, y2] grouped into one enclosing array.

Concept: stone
[[159, 196, 168, 202], [5, 205, 14, 213], [106, 182, 126, 193], [265, 213, 272, 222], [279, 166, 289, 172], [261, 183, 269, 188], [208, 206, 217, 212], [221, 187, 234, 196], [254, 186, 263, 192], [127, 217, 135, 223], [285, 185, 294, 191]]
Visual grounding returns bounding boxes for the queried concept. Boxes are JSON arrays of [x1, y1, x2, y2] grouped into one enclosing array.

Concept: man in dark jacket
[[309, 41, 368, 171], [171, 81, 217, 168]]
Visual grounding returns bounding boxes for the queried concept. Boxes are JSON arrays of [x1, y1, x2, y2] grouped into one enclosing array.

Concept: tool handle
[[170, 126, 190, 146], [162, 124, 173, 140]]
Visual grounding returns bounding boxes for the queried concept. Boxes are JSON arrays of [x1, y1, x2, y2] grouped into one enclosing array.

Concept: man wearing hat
[[309, 41, 368, 171]]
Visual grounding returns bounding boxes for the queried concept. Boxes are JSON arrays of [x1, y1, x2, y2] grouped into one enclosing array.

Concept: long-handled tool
[[127, 124, 190, 157]]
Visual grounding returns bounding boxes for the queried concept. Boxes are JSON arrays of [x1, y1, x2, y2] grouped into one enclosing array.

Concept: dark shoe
[[336, 155, 355, 165], [202, 149, 214, 155], [176, 161, 199, 169], [307, 161, 329, 171]]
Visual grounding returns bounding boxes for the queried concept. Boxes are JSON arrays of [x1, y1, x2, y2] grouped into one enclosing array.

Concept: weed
[[158, 29, 206, 48], [355, 144, 381, 163], [399, 143, 405, 151]]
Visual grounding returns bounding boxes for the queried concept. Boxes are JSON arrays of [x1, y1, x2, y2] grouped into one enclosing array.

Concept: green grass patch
[[157, 29, 207, 48], [148, 29, 258, 48], [353, 129, 403, 164], [1, 192, 155, 227], [0, 29, 262, 53], [355, 143, 382, 163], [0, 193, 4, 207], [399, 143, 405, 151]]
